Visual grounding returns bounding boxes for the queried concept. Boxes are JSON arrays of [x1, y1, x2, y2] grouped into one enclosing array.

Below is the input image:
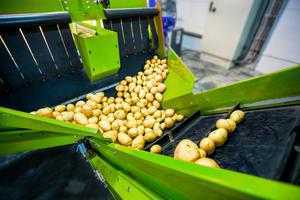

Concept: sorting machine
[[1, 0, 300, 199]]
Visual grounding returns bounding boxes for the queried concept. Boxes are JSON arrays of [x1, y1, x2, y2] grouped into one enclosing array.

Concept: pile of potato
[[174, 110, 245, 168], [31, 56, 184, 151]]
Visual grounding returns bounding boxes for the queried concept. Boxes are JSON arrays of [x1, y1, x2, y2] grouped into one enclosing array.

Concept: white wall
[[176, 0, 210, 51], [256, 0, 300, 73]]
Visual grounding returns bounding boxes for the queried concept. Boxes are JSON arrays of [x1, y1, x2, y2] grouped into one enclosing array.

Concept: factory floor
[[181, 49, 262, 92]]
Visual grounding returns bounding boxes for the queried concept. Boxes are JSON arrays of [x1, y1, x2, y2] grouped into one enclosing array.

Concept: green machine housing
[[1, 0, 300, 199]]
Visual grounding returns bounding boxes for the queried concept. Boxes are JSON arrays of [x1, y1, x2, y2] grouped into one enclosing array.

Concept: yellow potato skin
[[230, 110, 245, 124], [195, 158, 220, 168], [174, 139, 200, 162]]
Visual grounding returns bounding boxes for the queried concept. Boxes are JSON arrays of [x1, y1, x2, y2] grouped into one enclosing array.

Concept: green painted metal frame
[[196, 65, 300, 114], [0, 106, 110, 155], [88, 153, 164, 199], [74, 26, 120, 82], [0, 0, 147, 21], [0, 130, 82, 155], [162, 48, 198, 116]]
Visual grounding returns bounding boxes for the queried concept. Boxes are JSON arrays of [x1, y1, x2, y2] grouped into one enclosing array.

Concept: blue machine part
[[163, 15, 176, 47]]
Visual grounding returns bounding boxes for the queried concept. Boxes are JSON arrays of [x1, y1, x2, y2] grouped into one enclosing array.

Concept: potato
[[174, 139, 200, 162], [92, 109, 101, 117], [153, 128, 163, 137], [152, 100, 160, 109], [75, 100, 85, 107], [66, 104, 75, 112], [199, 137, 215, 155], [160, 122, 166, 130], [81, 104, 92, 117], [91, 95, 101, 103], [143, 117, 156, 128], [55, 105, 66, 112], [122, 102, 131, 112], [114, 110, 126, 120], [74, 113, 88, 125], [86, 93, 93, 100], [150, 87, 158, 94], [86, 123, 98, 129], [62, 111, 74, 121], [165, 109, 175, 117], [176, 114, 184, 122], [172, 114, 177, 122], [102, 106, 111, 115], [155, 93, 163, 102], [226, 119, 236, 133], [88, 116, 98, 124], [230, 110, 245, 124], [150, 144, 162, 154], [145, 93, 154, 102], [119, 126, 128, 133], [199, 149, 206, 158], [152, 110, 161, 119], [141, 108, 149, 116], [120, 80, 127, 85], [138, 89, 146, 99], [115, 97, 123, 104], [195, 158, 220, 168], [107, 115, 115, 123], [131, 135, 146, 150], [126, 120, 138, 129], [74, 107, 82, 113], [52, 111, 60, 118], [144, 128, 157, 142], [95, 92, 105, 98], [118, 132, 132, 146], [101, 96, 108, 102], [56, 115, 64, 121], [115, 103, 122, 110], [111, 120, 120, 130], [134, 112, 143, 120], [216, 119, 235, 133], [87, 101, 98, 109], [116, 84, 124, 92], [37, 107, 53, 118], [98, 120, 111, 132], [128, 128, 138, 138], [137, 125, 145, 135], [148, 106, 157, 115], [157, 83, 166, 93], [103, 130, 118, 142], [125, 76, 133, 83], [208, 128, 228, 147], [165, 117, 174, 128]]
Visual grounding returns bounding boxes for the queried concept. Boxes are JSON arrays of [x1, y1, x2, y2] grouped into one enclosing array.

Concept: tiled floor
[[181, 49, 262, 92]]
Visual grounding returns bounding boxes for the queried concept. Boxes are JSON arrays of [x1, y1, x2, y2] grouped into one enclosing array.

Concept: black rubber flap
[[105, 8, 158, 19], [0, 12, 71, 29]]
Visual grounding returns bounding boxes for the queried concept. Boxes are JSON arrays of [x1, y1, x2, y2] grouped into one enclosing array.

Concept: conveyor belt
[[162, 106, 300, 181]]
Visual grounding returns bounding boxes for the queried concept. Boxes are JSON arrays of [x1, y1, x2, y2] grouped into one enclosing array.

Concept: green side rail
[[0, 107, 109, 155], [196, 65, 300, 114]]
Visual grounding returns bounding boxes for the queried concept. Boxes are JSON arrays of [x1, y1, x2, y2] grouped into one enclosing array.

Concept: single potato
[[117, 132, 132, 146], [131, 135, 146, 150], [230, 110, 245, 124], [208, 128, 228, 147], [150, 144, 162, 154], [199, 137, 215, 155], [174, 139, 200, 162], [195, 158, 220, 168]]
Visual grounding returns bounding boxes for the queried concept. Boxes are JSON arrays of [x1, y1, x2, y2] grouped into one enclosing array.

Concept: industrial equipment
[[0, 0, 300, 199]]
